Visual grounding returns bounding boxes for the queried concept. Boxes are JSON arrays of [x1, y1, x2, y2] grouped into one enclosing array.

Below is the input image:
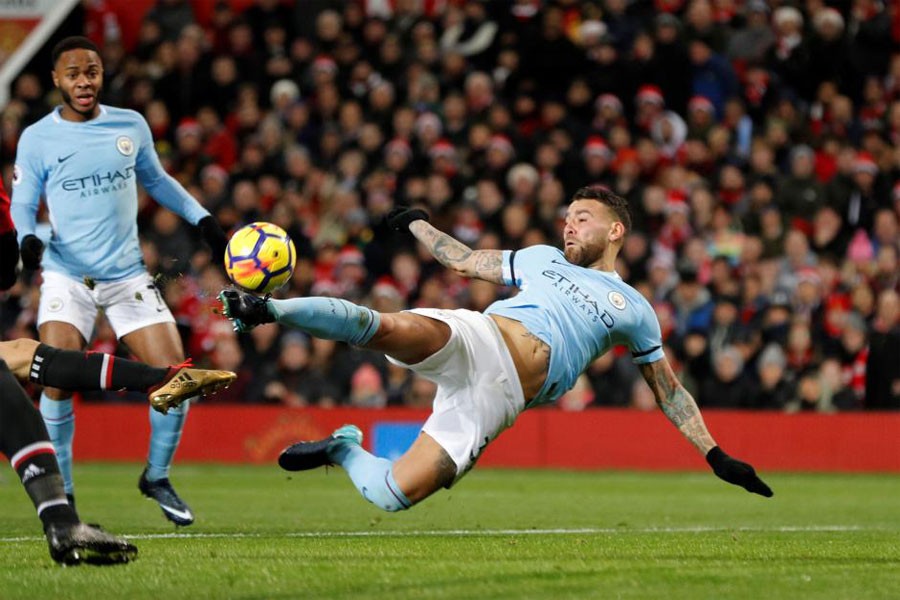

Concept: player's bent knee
[[0, 339, 39, 378]]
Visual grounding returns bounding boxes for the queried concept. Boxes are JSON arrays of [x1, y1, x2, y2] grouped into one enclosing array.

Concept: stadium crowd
[[0, 0, 898, 412]]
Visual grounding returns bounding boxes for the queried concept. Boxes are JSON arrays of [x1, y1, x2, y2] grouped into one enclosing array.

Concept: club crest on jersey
[[608, 291, 627, 310], [116, 135, 134, 156], [12, 164, 21, 186]]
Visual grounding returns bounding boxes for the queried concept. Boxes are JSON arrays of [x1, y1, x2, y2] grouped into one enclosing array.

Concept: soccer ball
[[224, 222, 297, 294]]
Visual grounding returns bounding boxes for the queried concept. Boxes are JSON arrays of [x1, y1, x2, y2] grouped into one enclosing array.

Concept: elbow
[[450, 265, 474, 279]]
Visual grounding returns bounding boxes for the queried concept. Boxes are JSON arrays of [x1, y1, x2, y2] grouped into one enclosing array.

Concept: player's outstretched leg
[[279, 425, 413, 512], [0, 360, 136, 565], [147, 360, 236, 414], [7, 341, 236, 415], [218, 290, 380, 346]]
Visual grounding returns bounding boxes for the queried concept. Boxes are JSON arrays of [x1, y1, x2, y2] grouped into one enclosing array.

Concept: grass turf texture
[[0, 465, 898, 599]]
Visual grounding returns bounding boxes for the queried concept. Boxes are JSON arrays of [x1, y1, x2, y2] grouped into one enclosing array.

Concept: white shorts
[[387, 308, 526, 485], [38, 271, 175, 342]]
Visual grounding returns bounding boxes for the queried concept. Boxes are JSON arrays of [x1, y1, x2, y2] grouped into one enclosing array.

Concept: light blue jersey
[[11, 105, 209, 281], [485, 245, 665, 407]]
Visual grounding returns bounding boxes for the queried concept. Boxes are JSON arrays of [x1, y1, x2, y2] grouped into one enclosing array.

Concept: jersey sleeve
[[499, 245, 557, 288], [10, 127, 45, 242], [499, 250, 519, 287], [628, 298, 665, 364], [133, 113, 209, 225]]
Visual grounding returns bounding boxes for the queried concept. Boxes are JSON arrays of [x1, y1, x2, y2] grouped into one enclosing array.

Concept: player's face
[[52, 49, 103, 121], [562, 200, 623, 267]]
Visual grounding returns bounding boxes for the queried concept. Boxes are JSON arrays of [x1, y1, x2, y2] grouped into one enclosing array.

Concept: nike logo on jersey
[[57, 152, 77, 163]]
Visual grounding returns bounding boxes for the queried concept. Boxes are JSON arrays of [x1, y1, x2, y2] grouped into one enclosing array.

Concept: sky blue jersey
[[11, 105, 209, 281], [484, 245, 665, 407]]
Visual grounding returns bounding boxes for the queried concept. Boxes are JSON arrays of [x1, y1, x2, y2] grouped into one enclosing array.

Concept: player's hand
[[706, 446, 773, 497], [387, 206, 429, 232], [198, 216, 228, 264], [19, 234, 44, 270], [0, 230, 19, 290]]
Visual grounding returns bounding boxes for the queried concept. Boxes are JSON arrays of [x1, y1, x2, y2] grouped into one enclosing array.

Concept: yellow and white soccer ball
[[224, 222, 297, 294]]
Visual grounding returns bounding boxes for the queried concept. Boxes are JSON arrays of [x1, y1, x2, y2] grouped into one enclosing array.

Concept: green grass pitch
[[1, 464, 898, 599]]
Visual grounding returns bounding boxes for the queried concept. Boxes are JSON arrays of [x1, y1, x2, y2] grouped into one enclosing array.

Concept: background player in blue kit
[[220, 186, 772, 513], [10, 36, 229, 526]]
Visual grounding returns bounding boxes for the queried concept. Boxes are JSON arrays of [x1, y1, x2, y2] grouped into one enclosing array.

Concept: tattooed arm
[[638, 357, 716, 455], [408, 220, 504, 284], [639, 356, 774, 496]]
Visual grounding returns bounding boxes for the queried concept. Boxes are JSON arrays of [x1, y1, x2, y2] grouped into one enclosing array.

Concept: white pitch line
[[0, 525, 875, 544]]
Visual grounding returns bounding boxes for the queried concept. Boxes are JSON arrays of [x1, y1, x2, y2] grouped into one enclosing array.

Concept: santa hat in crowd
[[428, 138, 456, 160], [385, 137, 412, 159], [852, 151, 878, 175], [415, 112, 443, 136], [664, 189, 689, 214], [582, 136, 612, 159], [176, 118, 202, 139], [488, 134, 515, 157], [595, 93, 623, 113], [796, 267, 822, 288], [688, 95, 715, 115], [636, 84, 665, 106], [312, 55, 338, 74]]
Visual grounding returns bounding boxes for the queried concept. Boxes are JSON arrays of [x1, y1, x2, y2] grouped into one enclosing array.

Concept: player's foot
[[45, 522, 137, 566], [66, 493, 76, 511], [148, 364, 237, 414], [138, 469, 194, 526], [218, 289, 275, 333], [278, 424, 363, 472]]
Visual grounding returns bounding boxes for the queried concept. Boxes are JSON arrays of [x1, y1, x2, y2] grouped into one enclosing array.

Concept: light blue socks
[[269, 297, 381, 346], [146, 400, 190, 481], [39, 393, 75, 494], [329, 431, 411, 512]]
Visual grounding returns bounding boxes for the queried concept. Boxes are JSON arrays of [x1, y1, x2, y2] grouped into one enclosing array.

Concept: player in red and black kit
[[0, 180, 230, 563], [0, 178, 18, 290], [0, 177, 135, 563]]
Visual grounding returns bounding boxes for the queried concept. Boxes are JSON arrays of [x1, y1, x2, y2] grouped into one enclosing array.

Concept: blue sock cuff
[[39, 395, 74, 422], [385, 469, 412, 510]]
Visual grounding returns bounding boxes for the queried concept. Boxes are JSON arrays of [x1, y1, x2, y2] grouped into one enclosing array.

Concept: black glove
[[19, 234, 44, 270], [0, 230, 19, 290], [387, 206, 429, 232], [198, 216, 228, 265], [706, 446, 773, 497]]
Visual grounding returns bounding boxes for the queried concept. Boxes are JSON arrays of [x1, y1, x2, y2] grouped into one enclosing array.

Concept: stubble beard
[[564, 241, 605, 268]]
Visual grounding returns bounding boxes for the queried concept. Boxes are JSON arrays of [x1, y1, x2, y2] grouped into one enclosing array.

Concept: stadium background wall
[[72, 404, 900, 472]]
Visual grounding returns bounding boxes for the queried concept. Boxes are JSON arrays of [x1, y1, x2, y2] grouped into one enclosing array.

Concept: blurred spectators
[[1, 0, 898, 412]]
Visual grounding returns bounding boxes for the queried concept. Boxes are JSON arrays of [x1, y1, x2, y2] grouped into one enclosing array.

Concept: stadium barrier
[[73, 404, 900, 472]]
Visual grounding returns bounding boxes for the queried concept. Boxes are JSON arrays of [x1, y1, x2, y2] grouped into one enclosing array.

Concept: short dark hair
[[571, 186, 632, 233], [51, 36, 100, 67]]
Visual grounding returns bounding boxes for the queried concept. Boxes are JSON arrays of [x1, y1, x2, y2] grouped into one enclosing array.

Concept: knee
[[43, 386, 72, 400], [0, 339, 38, 378]]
